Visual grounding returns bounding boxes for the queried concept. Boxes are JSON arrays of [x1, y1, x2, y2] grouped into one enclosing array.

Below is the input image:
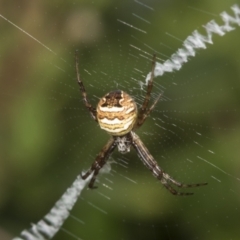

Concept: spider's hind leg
[[161, 172, 208, 196], [131, 131, 207, 196], [81, 169, 99, 189], [160, 178, 194, 196], [81, 137, 116, 189], [164, 173, 208, 188]]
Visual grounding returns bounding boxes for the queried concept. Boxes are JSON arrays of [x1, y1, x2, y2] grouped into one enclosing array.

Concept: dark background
[[1, 0, 240, 239]]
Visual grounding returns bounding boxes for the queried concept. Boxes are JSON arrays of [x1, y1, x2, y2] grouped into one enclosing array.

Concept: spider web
[[1, 1, 240, 240]]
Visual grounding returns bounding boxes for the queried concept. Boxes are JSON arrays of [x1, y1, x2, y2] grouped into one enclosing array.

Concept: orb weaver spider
[[75, 51, 207, 195]]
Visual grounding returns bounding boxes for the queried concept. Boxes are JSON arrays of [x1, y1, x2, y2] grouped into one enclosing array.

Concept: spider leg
[[160, 177, 194, 196], [137, 92, 162, 128], [136, 54, 157, 128], [163, 173, 207, 188], [81, 137, 117, 189], [75, 50, 97, 121], [130, 132, 207, 196]]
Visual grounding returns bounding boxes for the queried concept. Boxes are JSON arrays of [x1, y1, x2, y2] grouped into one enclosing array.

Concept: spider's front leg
[[135, 54, 162, 129], [75, 50, 97, 121], [82, 137, 117, 189]]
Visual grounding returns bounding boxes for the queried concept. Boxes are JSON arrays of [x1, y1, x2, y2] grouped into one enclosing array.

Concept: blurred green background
[[1, 0, 240, 239]]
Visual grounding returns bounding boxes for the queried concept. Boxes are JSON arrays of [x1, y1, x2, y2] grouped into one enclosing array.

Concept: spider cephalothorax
[[75, 51, 207, 195], [114, 135, 132, 154]]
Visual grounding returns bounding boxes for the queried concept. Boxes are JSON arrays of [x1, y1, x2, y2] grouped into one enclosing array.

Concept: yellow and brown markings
[[97, 90, 138, 136]]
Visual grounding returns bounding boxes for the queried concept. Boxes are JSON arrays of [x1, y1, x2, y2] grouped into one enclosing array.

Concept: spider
[[75, 51, 207, 196]]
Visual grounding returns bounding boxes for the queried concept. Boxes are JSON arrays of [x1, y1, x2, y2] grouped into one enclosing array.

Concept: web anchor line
[[146, 4, 240, 83]]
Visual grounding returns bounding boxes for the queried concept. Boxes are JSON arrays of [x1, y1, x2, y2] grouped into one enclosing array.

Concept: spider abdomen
[[97, 90, 137, 136]]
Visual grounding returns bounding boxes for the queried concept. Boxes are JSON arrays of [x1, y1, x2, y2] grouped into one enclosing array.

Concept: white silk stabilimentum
[[146, 5, 240, 84], [12, 175, 89, 240]]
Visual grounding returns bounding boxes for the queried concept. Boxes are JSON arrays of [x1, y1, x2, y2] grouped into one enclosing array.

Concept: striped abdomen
[[96, 90, 137, 136]]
